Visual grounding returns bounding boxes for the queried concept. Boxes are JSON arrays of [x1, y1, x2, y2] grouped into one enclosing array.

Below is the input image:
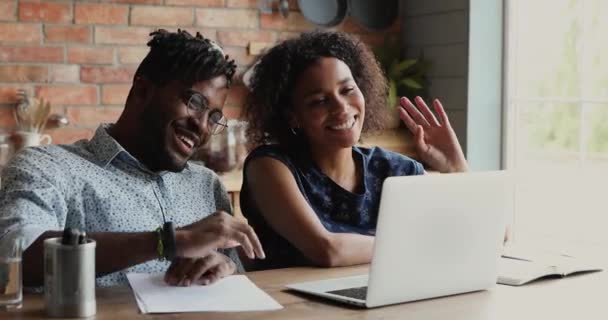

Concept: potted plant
[[373, 39, 430, 128]]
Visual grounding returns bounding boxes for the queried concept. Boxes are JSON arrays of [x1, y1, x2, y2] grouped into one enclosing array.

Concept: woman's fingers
[[398, 105, 418, 134], [432, 99, 451, 127], [400, 97, 430, 128], [413, 96, 440, 126], [416, 125, 426, 150]]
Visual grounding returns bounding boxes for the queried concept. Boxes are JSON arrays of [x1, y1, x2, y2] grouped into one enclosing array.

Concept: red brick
[[67, 47, 114, 65], [277, 31, 299, 41], [95, 26, 152, 45], [0, 46, 64, 63], [131, 6, 193, 27], [98, 0, 161, 3], [225, 84, 248, 108], [0, 107, 16, 128], [217, 30, 275, 47], [117, 46, 148, 64], [228, 0, 297, 10], [67, 107, 123, 126], [353, 33, 389, 48], [0, 0, 17, 21], [223, 46, 256, 66], [44, 25, 91, 43], [233, 66, 248, 84], [198, 29, 217, 41], [101, 84, 131, 105], [225, 0, 256, 8], [336, 17, 369, 34], [19, 2, 71, 23], [81, 66, 135, 83], [75, 4, 128, 25], [49, 128, 95, 145], [0, 65, 47, 82], [36, 85, 98, 105], [48, 65, 80, 83], [0, 86, 23, 104], [45, 104, 64, 120], [196, 9, 258, 29], [166, 0, 223, 6], [260, 12, 314, 31], [0, 23, 41, 43]]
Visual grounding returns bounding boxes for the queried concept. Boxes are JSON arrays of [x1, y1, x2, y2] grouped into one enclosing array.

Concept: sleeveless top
[[240, 144, 424, 270]]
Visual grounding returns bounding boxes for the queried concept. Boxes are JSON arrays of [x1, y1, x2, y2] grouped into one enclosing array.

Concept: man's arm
[[24, 231, 158, 286], [24, 211, 264, 286], [3, 149, 263, 286]]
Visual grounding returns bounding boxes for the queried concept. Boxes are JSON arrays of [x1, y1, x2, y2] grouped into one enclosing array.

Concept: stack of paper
[[126, 273, 283, 314]]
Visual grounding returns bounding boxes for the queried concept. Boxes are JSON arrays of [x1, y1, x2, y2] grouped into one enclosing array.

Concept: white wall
[[467, 0, 504, 170]]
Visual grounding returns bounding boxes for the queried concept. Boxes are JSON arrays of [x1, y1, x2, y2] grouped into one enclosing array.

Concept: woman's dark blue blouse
[[240, 144, 424, 270]]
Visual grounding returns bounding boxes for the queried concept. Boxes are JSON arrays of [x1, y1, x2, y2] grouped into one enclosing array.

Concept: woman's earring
[[290, 127, 298, 136]]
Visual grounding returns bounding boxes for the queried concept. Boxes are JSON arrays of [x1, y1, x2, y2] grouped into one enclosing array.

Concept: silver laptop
[[286, 171, 511, 308]]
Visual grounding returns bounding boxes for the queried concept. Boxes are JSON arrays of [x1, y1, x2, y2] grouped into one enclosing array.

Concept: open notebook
[[498, 245, 603, 286]]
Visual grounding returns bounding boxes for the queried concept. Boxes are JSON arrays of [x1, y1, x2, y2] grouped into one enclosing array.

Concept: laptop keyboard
[[326, 286, 368, 300]]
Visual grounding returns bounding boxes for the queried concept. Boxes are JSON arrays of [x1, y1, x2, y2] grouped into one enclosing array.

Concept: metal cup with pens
[[43, 228, 96, 318]]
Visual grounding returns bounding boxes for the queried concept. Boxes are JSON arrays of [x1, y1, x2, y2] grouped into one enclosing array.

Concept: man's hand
[[176, 211, 265, 260], [165, 251, 236, 286]]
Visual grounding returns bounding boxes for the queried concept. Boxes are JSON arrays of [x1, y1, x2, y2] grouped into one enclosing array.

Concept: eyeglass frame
[[181, 89, 228, 135]]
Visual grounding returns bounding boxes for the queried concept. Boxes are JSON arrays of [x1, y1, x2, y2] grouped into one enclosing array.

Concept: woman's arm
[[246, 157, 374, 267]]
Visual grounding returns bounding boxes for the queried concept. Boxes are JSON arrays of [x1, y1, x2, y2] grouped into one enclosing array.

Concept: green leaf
[[388, 80, 397, 108], [393, 59, 418, 75], [399, 78, 423, 90]]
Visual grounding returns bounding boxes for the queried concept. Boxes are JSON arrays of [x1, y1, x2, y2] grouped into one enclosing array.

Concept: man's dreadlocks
[[135, 29, 237, 87]]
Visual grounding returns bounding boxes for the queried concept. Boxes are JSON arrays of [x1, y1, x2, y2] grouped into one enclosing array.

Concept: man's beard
[[139, 111, 188, 173]]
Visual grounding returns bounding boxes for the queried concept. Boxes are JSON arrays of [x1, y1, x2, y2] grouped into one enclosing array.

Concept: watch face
[[163, 221, 177, 261]]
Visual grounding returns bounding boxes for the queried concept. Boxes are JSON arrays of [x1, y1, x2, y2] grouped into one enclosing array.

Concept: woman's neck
[[310, 146, 361, 193]]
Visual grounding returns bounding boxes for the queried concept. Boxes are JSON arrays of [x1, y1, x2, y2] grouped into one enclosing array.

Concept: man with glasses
[[0, 29, 265, 287]]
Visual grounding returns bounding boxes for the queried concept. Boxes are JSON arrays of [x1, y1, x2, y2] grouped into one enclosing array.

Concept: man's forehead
[[188, 76, 229, 107], [191, 75, 229, 91]]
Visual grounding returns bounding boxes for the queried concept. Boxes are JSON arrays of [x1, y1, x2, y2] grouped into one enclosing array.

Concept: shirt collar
[[86, 124, 124, 167], [86, 124, 191, 174]]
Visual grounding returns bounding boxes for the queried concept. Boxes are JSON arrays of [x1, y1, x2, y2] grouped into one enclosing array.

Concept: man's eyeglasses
[[183, 90, 228, 135]]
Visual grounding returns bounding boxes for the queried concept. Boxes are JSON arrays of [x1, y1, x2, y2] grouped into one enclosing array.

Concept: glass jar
[[0, 134, 14, 185], [196, 120, 248, 173]]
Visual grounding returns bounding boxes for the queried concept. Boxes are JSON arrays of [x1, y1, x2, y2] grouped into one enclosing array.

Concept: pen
[[62, 228, 82, 246], [501, 255, 532, 262], [78, 232, 87, 245]]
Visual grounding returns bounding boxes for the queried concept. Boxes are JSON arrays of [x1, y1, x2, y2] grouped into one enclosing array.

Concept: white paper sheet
[[126, 273, 283, 313]]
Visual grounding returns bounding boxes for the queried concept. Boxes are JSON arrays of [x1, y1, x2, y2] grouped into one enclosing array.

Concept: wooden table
[[218, 170, 244, 218], [5, 262, 608, 319]]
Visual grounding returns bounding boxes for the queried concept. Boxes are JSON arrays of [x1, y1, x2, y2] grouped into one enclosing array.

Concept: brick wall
[[0, 0, 400, 144]]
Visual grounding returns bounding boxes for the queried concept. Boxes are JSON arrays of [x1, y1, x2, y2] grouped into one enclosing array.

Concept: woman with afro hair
[[240, 31, 468, 270]]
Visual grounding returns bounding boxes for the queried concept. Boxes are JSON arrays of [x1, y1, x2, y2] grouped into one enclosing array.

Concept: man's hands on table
[[165, 251, 236, 286]]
